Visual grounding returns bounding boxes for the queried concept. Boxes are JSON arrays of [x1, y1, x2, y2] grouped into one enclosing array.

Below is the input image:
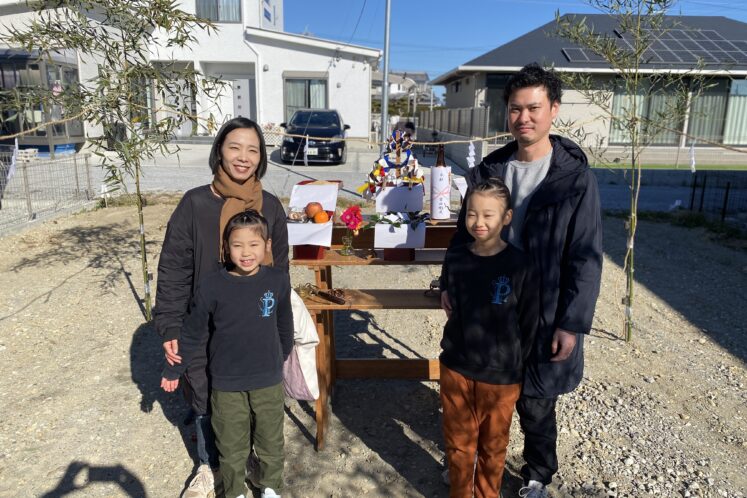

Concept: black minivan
[[280, 109, 350, 165]]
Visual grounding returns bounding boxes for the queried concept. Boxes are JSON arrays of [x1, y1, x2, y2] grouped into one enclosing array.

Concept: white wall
[[250, 38, 373, 137], [154, 34, 374, 138]]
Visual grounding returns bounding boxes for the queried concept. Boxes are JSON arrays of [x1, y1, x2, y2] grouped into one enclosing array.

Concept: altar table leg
[[314, 310, 330, 450]]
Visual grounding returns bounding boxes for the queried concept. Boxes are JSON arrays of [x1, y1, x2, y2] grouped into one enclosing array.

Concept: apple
[[305, 202, 323, 218]]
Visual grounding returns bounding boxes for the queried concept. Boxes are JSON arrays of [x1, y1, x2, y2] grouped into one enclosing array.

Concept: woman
[[155, 117, 288, 498]]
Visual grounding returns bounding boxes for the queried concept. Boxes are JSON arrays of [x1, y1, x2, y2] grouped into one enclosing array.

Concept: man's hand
[[161, 377, 179, 392], [440, 290, 452, 319], [163, 339, 181, 366], [550, 328, 577, 362]]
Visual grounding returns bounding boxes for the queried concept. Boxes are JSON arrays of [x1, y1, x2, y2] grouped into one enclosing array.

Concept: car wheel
[[338, 145, 347, 165]]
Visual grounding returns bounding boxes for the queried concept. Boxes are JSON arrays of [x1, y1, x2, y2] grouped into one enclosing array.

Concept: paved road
[[93, 143, 465, 204], [90, 142, 703, 212]]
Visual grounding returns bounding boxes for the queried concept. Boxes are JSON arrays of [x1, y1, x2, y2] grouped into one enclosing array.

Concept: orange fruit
[[313, 211, 330, 223]]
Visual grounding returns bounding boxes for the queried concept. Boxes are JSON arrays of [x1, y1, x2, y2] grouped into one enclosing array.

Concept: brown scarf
[[212, 165, 273, 266]]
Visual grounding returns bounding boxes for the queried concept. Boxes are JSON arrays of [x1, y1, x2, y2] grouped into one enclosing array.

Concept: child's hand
[[161, 377, 179, 392], [163, 339, 181, 366]]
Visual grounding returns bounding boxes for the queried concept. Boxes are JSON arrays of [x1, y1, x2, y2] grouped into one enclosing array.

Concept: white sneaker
[[518, 480, 548, 498], [261, 487, 281, 498], [182, 464, 215, 498]]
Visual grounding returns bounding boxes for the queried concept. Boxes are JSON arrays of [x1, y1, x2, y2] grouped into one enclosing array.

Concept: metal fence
[[687, 171, 747, 224], [419, 106, 489, 138], [0, 148, 96, 234]]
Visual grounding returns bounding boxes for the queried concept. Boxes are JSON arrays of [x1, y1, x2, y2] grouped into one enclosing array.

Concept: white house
[[0, 0, 381, 150], [149, 0, 381, 138]]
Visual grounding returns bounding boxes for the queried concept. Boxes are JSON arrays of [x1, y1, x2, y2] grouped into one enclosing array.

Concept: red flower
[[340, 205, 364, 233]]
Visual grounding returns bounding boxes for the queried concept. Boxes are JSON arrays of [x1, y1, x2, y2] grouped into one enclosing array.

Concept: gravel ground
[[0, 199, 745, 498]]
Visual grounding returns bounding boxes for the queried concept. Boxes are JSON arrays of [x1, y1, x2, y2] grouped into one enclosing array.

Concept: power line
[[344, 0, 368, 48]]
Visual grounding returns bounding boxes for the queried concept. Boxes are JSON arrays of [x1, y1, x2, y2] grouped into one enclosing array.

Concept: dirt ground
[[0, 199, 745, 498]]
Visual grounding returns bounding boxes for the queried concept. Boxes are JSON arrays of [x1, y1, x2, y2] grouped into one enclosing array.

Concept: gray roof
[[431, 14, 747, 84]]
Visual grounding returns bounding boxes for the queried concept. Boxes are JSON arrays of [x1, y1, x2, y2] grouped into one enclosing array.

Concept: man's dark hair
[[209, 117, 268, 179], [503, 63, 563, 105]]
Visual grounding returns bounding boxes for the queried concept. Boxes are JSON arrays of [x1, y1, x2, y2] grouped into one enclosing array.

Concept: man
[[442, 63, 603, 497]]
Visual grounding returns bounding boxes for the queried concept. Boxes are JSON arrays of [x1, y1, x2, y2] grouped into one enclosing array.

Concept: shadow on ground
[[316, 309, 528, 497], [602, 215, 747, 364], [39, 461, 145, 497], [130, 321, 198, 492], [3, 223, 159, 321]]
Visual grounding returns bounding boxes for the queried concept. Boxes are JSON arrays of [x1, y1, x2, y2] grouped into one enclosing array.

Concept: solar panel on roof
[[583, 49, 607, 62], [567, 26, 747, 67], [715, 40, 737, 51], [679, 40, 702, 51], [698, 40, 719, 51], [687, 30, 708, 41], [560, 48, 612, 64], [562, 48, 587, 62], [670, 29, 688, 39], [671, 50, 699, 63], [617, 28, 747, 66], [721, 52, 740, 63], [692, 50, 719, 63], [665, 40, 687, 51], [702, 30, 725, 41]]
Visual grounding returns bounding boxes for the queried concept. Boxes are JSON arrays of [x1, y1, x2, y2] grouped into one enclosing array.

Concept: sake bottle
[[430, 145, 451, 220]]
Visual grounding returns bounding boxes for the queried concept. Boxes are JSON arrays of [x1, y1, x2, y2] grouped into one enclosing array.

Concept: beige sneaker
[[182, 464, 215, 498]]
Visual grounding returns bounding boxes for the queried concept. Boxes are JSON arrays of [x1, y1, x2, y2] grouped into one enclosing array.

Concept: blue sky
[[284, 0, 747, 97]]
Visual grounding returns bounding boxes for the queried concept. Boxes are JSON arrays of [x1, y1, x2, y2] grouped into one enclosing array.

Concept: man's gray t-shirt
[[502, 151, 552, 250]]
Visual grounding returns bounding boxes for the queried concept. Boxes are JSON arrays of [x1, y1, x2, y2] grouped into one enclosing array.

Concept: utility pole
[[380, 0, 391, 153]]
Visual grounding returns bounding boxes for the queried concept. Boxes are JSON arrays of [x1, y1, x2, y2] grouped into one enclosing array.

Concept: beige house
[[427, 14, 747, 166]]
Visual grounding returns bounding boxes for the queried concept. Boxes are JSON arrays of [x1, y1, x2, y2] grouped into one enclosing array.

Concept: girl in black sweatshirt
[[162, 210, 292, 498], [439, 178, 539, 498]]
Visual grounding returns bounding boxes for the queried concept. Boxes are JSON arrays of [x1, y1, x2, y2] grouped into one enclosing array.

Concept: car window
[[290, 111, 340, 128]]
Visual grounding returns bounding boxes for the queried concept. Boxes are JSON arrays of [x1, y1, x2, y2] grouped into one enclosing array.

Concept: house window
[[686, 79, 728, 145], [686, 78, 747, 146], [453, 81, 460, 93], [264, 8, 272, 22], [0, 60, 83, 140], [609, 79, 682, 145], [486, 74, 510, 134], [285, 78, 327, 121], [723, 80, 747, 146], [196, 0, 241, 23]]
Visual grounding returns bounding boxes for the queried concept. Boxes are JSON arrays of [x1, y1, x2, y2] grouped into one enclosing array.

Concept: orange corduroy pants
[[440, 363, 522, 498]]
